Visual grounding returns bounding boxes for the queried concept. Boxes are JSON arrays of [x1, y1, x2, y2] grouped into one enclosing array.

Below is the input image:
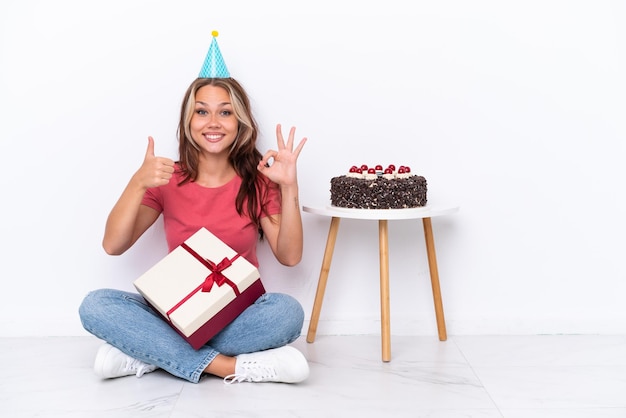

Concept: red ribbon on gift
[[166, 242, 242, 319]]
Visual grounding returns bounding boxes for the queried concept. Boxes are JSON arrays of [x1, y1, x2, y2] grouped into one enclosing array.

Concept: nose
[[207, 114, 221, 127]]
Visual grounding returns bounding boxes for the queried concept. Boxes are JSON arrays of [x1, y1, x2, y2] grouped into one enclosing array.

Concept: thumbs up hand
[[135, 136, 175, 189]]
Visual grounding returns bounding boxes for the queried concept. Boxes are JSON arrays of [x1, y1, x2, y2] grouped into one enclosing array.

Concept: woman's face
[[190, 85, 239, 156]]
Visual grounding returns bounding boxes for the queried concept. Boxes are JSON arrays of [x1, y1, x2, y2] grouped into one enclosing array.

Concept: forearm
[[102, 176, 149, 255], [275, 184, 303, 266]]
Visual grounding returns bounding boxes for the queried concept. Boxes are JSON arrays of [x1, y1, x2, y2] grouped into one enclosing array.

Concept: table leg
[[379, 220, 391, 362], [422, 217, 447, 341], [306, 216, 341, 343]]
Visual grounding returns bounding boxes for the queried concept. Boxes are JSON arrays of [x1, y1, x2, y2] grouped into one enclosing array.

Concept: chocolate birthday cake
[[330, 164, 427, 209]]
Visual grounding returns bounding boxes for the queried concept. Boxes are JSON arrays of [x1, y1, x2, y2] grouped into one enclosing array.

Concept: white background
[[1, 0, 625, 337]]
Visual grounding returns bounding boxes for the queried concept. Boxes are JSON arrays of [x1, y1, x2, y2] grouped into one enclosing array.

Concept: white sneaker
[[94, 343, 158, 379], [224, 346, 309, 384]]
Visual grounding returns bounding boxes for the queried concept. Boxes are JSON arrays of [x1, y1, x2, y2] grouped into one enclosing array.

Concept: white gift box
[[134, 227, 265, 349]]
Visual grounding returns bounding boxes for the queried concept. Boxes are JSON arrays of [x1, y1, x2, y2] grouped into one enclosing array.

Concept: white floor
[[1, 334, 626, 417]]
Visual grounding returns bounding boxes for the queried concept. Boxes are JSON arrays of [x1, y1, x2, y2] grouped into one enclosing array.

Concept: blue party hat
[[199, 31, 230, 78]]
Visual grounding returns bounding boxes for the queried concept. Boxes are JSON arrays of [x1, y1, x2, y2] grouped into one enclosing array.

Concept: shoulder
[[256, 173, 281, 211]]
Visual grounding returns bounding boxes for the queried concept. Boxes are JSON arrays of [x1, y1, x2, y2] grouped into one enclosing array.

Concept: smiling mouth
[[203, 134, 223, 142]]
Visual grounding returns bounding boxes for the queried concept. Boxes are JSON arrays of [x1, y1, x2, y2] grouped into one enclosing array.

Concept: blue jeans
[[78, 289, 304, 383]]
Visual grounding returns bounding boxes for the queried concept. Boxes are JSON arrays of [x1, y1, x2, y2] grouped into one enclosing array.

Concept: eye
[[195, 109, 208, 116], [220, 109, 233, 117]]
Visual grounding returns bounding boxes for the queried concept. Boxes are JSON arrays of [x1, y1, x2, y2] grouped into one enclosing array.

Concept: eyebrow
[[195, 101, 232, 106]]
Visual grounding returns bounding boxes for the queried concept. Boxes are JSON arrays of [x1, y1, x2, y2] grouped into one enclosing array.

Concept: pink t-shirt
[[141, 167, 281, 267]]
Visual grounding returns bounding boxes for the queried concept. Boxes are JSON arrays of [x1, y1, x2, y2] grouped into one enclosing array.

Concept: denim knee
[[78, 289, 109, 331], [78, 288, 141, 333], [79, 289, 99, 320], [269, 293, 305, 341]]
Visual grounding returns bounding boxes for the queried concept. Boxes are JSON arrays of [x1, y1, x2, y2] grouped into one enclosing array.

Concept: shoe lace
[[223, 361, 277, 384], [125, 357, 155, 378]]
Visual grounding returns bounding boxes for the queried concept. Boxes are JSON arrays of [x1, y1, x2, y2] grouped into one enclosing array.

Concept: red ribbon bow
[[180, 243, 241, 296], [166, 243, 242, 319], [202, 257, 233, 292]]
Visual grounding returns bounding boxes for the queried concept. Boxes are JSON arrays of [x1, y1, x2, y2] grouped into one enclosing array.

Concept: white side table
[[303, 204, 460, 361]]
